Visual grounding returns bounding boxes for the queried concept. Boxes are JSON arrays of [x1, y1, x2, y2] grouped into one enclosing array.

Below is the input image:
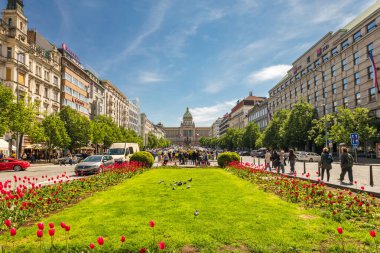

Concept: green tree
[[308, 114, 335, 148], [262, 109, 290, 149], [0, 85, 14, 136], [242, 122, 260, 150], [59, 106, 92, 151], [120, 127, 143, 148], [9, 97, 39, 158], [42, 114, 71, 160], [147, 132, 159, 149], [221, 128, 244, 150], [283, 101, 317, 150]]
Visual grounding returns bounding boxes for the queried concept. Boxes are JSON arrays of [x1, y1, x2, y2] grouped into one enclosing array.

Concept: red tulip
[[149, 220, 155, 228], [60, 222, 66, 228], [361, 186, 365, 190], [89, 243, 95, 249], [337, 227, 343, 234], [10, 227, 16, 236], [97, 236, 104, 246], [37, 229, 43, 238], [49, 222, 54, 228], [65, 225, 71, 232], [158, 241, 165, 250], [140, 247, 147, 253], [121, 235, 126, 242], [370, 230, 376, 237], [48, 228, 55, 236], [37, 222, 44, 230], [4, 219, 11, 227]]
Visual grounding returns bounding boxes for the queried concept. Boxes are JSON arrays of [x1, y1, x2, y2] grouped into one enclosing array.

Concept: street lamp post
[[313, 68, 328, 148]]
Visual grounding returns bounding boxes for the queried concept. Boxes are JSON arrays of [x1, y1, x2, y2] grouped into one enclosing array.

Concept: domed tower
[[182, 107, 194, 126]]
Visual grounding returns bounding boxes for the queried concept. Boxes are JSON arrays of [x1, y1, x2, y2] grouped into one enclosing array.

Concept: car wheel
[[14, 165, 22, 171], [309, 158, 313, 162]]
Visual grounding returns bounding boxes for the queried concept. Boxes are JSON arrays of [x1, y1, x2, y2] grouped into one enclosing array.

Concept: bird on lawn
[[194, 210, 199, 217], [187, 185, 191, 189], [188, 178, 192, 182]]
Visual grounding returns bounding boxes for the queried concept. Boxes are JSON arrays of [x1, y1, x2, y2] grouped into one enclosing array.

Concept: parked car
[[296, 152, 321, 162], [75, 155, 114, 176], [239, 151, 251, 156], [0, 158, 30, 171], [251, 148, 266, 158], [55, 156, 78, 165]]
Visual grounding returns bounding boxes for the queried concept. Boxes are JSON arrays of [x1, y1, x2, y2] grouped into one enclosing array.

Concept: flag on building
[[368, 51, 379, 93]]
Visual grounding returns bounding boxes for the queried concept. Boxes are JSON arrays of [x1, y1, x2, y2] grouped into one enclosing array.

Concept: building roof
[[183, 107, 192, 119], [342, 0, 380, 31]]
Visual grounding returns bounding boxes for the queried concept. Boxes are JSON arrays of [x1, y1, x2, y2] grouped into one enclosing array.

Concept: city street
[[241, 156, 380, 193], [0, 163, 77, 185]]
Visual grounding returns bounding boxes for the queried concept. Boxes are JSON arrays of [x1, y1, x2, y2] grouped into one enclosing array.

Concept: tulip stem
[[375, 239, 378, 253], [66, 232, 69, 253]]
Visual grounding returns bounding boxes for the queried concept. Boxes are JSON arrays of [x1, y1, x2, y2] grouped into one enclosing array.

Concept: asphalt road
[[0, 163, 77, 185]]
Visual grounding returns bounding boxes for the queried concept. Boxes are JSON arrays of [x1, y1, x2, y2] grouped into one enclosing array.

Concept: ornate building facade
[[164, 108, 210, 146]]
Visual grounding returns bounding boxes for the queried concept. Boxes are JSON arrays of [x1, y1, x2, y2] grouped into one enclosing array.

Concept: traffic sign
[[350, 133, 359, 146], [352, 144, 359, 149]]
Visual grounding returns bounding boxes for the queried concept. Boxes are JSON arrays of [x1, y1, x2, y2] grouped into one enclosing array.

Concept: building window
[[53, 91, 58, 101], [44, 71, 49, 81], [301, 69, 306, 76], [342, 78, 348, 90], [353, 30, 362, 42], [331, 47, 339, 56], [367, 20, 377, 33], [354, 51, 359, 65], [307, 95, 311, 103], [301, 83, 305, 93], [7, 47, 11, 59], [323, 53, 329, 62], [355, 92, 361, 105], [307, 80, 312, 89], [36, 65, 42, 77], [332, 83, 336, 94], [331, 65, 336, 77], [45, 87, 49, 98], [315, 59, 321, 67], [354, 72, 361, 85], [343, 97, 349, 108], [6, 68, 11, 81], [315, 91, 319, 101], [368, 65, 374, 80], [314, 75, 319, 86], [369, 87, 376, 101], [323, 87, 327, 98], [341, 39, 349, 50], [322, 71, 328, 81], [17, 53, 24, 63], [36, 83, 40, 94], [307, 64, 313, 72], [367, 43, 374, 55], [333, 101, 338, 112], [341, 58, 348, 71], [53, 76, 58, 85]]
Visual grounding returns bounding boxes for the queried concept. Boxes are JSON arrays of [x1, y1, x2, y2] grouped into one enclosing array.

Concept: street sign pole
[[350, 133, 359, 163]]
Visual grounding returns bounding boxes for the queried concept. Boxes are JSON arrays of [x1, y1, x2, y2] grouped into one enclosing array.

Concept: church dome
[[183, 107, 192, 120]]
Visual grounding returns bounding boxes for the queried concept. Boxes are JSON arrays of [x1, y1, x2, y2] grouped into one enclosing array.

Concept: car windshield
[[109, 148, 125, 155], [82, 156, 102, 162]]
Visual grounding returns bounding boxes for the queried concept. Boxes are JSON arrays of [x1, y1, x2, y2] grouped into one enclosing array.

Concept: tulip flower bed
[[0, 162, 144, 231], [225, 161, 380, 223], [4, 168, 379, 252]]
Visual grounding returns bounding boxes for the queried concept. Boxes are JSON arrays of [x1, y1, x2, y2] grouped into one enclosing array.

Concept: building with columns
[[102, 80, 129, 128], [164, 108, 210, 146]]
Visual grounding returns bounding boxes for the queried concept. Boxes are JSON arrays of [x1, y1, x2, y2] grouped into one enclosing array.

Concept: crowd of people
[[150, 149, 218, 167], [260, 147, 354, 184]]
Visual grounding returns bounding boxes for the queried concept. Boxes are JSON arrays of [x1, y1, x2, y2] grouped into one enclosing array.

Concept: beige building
[[164, 108, 210, 146], [102, 80, 129, 128], [129, 99, 141, 135], [269, 1, 380, 120], [0, 0, 61, 116], [247, 99, 269, 131], [86, 69, 105, 119], [229, 92, 266, 130], [210, 118, 222, 138], [219, 113, 230, 136], [140, 113, 166, 147]]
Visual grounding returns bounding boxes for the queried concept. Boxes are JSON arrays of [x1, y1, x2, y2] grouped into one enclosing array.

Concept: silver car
[[296, 152, 321, 162], [74, 155, 114, 176]]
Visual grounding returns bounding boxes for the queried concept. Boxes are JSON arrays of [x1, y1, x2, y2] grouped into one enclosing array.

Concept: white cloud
[[202, 82, 225, 94], [138, 72, 167, 83], [189, 100, 237, 126], [246, 64, 291, 84]]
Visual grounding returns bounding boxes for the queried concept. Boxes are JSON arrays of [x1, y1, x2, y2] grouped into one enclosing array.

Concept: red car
[[0, 158, 30, 171]]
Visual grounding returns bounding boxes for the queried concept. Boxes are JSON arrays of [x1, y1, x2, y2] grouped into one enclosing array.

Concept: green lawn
[[8, 169, 375, 252]]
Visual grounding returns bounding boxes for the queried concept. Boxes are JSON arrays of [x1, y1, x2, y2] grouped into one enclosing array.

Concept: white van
[[108, 143, 140, 162]]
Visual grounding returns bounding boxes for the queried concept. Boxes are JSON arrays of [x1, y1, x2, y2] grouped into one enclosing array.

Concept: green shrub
[[130, 151, 154, 168], [217, 152, 240, 168]]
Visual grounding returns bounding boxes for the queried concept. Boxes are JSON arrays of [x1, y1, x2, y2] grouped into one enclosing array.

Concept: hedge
[[217, 152, 240, 168], [130, 151, 154, 168]]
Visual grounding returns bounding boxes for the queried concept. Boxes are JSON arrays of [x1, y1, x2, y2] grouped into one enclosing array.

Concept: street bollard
[[258, 158, 260, 165], [303, 161, 306, 174], [240, 157, 242, 163], [370, 165, 374, 187], [318, 165, 321, 177], [253, 158, 255, 165]]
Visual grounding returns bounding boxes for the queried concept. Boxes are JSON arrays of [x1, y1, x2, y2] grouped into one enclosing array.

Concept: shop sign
[[62, 43, 80, 62]]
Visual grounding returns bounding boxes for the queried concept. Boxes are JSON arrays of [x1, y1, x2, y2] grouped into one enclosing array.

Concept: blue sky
[[11, 0, 376, 126]]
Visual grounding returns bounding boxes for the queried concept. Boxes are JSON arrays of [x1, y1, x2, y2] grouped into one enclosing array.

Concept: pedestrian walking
[[319, 147, 332, 182], [339, 147, 354, 184], [272, 149, 280, 173], [264, 150, 271, 171], [0, 151, 3, 159], [288, 149, 296, 174], [278, 150, 285, 174]]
